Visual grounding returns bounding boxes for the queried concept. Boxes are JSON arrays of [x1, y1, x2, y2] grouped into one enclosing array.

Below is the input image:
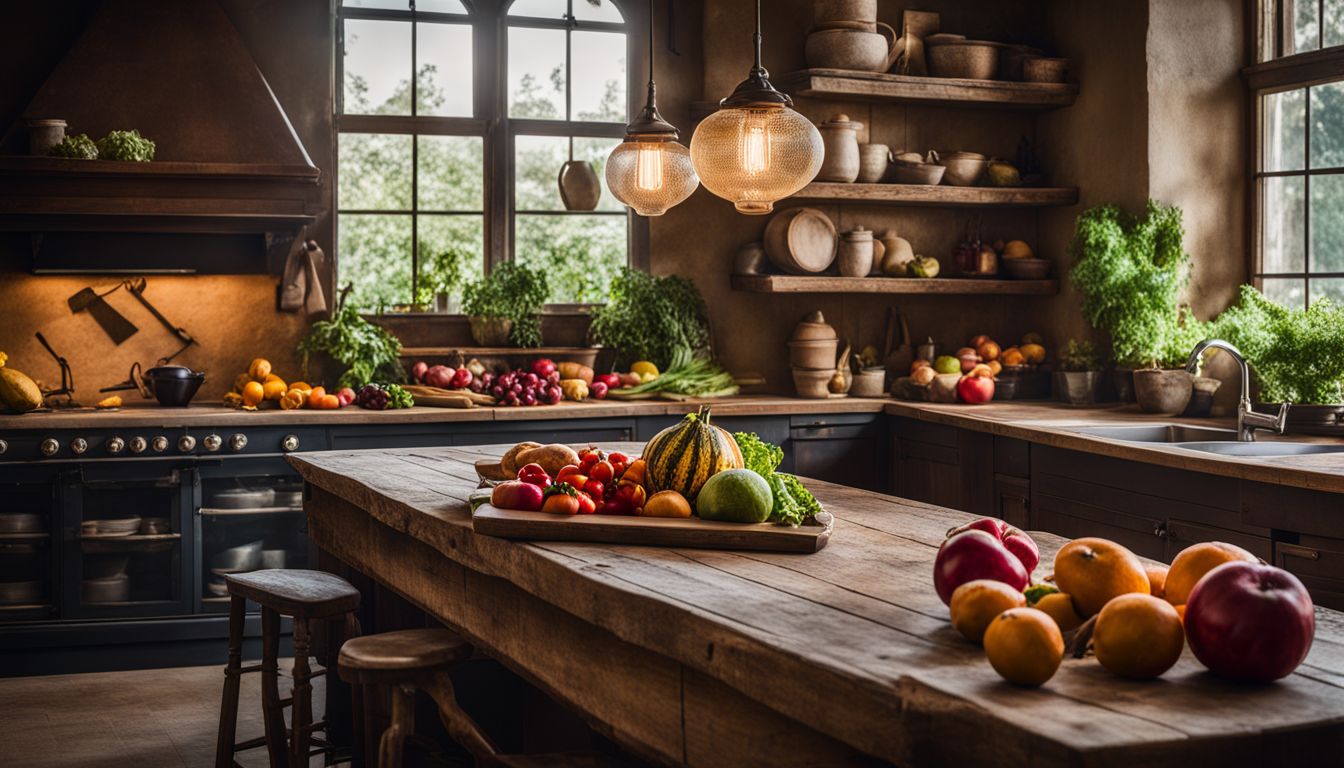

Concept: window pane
[[573, 0, 625, 23], [1263, 278, 1307, 309], [340, 214, 413, 308], [343, 0, 409, 9], [1263, 88, 1305, 172], [1295, 0, 1320, 53], [515, 135, 623, 211], [1312, 278, 1344, 305], [1312, 173, 1344, 272], [418, 136, 484, 210], [508, 27, 566, 119], [418, 0, 469, 12], [515, 214, 627, 303], [1310, 81, 1344, 169], [508, 0, 565, 18], [339, 134, 413, 210], [343, 19, 412, 115], [1263, 175, 1306, 272], [417, 23, 473, 117], [418, 215, 485, 300], [571, 31, 627, 122], [1328, 1, 1344, 48]]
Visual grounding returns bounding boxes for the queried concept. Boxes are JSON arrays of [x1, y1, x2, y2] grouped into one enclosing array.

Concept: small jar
[[837, 226, 874, 277], [817, 114, 863, 183]]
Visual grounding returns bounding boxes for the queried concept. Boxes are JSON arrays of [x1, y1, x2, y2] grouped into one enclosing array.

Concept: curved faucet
[[1186, 339, 1289, 442]]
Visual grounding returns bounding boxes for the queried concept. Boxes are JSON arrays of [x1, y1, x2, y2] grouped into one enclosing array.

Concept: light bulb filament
[[636, 145, 663, 191], [742, 118, 769, 176]]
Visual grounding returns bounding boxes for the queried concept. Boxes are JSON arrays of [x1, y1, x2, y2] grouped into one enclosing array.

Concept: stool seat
[[339, 629, 473, 684], [226, 568, 361, 618]]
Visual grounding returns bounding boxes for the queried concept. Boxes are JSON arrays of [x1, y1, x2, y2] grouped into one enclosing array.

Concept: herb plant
[[1058, 340, 1101, 372], [298, 301, 405, 389], [1070, 200, 1192, 368], [96, 129, 155, 162], [416, 247, 467, 308], [462, 261, 548, 347], [1210, 286, 1344, 404], [48, 134, 98, 159], [589, 268, 711, 370]]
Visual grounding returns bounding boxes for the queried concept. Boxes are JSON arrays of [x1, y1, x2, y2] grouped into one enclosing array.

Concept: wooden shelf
[[0, 532, 49, 541], [79, 532, 181, 541], [777, 69, 1078, 109], [789, 183, 1079, 207], [199, 506, 302, 517], [731, 275, 1059, 296]]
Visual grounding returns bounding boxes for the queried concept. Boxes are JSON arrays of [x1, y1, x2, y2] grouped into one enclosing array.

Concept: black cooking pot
[[143, 365, 206, 407]]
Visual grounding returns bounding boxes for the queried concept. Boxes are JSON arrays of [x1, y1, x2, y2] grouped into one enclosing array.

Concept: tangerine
[[262, 378, 288, 401], [1093, 594, 1185, 678], [248, 358, 272, 381], [241, 380, 265, 407], [1164, 542, 1257, 605], [983, 608, 1064, 687], [1145, 563, 1169, 599], [1035, 591, 1084, 632], [1054, 537, 1150, 617], [950, 580, 1026, 644]]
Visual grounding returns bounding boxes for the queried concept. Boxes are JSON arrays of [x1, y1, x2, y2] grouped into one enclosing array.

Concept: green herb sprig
[[589, 268, 711, 371], [48, 134, 98, 159], [96, 129, 155, 162], [298, 302, 404, 389]]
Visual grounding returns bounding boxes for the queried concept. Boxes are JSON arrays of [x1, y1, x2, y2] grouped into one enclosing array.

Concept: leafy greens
[[734, 432, 822, 528], [589, 268, 711, 371], [298, 303, 405, 389]]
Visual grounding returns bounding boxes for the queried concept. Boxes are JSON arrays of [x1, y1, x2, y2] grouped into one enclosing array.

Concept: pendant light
[[689, 0, 823, 215], [606, 0, 699, 217]]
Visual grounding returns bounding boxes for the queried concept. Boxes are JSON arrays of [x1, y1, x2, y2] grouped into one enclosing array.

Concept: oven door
[[195, 456, 311, 613], [60, 461, 194, 620], [0, 463, 61, 624]]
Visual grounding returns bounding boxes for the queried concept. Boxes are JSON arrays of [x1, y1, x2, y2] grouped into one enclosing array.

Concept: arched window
[[336, 0, 635, 309]]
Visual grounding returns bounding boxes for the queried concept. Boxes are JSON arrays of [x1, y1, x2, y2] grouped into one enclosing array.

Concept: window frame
[[1246, 0, 1344, 307], [335, 0, 648, 309]]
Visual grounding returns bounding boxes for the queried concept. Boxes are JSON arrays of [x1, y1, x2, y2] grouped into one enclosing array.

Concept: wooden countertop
[[292, 444, 1344, 767]]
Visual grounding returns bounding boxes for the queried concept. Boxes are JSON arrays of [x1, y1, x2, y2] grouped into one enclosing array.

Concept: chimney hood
[[0, 0, 322, 236]]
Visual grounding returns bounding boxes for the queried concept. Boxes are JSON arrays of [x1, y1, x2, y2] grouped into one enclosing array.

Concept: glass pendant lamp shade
[[606, 0, 699, 217], [688, 0, 823, 215]]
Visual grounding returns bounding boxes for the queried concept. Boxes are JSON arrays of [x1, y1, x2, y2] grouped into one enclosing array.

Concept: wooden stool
[[215, 569, 361, 768], [338, 629, 608, 768]]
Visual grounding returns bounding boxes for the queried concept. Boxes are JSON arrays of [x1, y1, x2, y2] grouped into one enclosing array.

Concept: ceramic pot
[[879, 231, 915, 276], [469, 315, 514, 346], [789, 339, 840, 370], [1023, 56, 1068, 83], [734, 242, 767, 275], [870, 237, 885, 275], [792, 368, 834, 399], [837, 227, 874, 277], [1054, 371, 1099, 406], [813, 0, 876, 29], [817, 115, 863, 183], [1133, 368, 1194, 415], [849, 368, 886, 397], [1180, 377, 1224, 417], [857, 143, 891, 183], [28, 119, 66, 155], [558, 160, 600, 211], [939, 152, 988, 186], [804, 25, 899, 72]]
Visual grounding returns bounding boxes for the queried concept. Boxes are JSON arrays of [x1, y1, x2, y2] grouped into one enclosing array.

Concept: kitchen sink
[[1174, 441, 1344, 457], [1065, 424, 1240, 443]]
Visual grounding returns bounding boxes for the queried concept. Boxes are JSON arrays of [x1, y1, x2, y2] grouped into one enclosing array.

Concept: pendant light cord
[[751, 0, 763, 75], [645, 0, 656, 107]]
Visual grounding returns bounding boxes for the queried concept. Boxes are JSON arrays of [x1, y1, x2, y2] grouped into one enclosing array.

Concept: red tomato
[[559, 473, 587, 491], [555, 465, 583, 484], [576, 492, 597, 515], [589, 460, 615, 485], [582, 479, 605, 500], [578, 453, 600, 474], [596, 373, 621, 390], [608, 452, 630, 466], [615, 482, 646, 510], [490, 481, 544, 512], [532, 358, 557, 378], [542, 494, 579, 515]]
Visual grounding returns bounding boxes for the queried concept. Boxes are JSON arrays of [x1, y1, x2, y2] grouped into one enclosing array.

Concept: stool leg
[[261, 607, 288, 768], [214, 595, 246, 768], [421, 669, 504, 765], [344, 614, 367, 768], [377, 684, 415, 768], [290, 618, 314, 768]]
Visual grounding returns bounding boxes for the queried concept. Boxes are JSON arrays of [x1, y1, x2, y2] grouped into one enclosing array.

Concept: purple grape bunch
[[487, 368, 563, 407]]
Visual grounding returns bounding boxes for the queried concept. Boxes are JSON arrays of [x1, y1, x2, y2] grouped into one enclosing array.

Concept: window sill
[[1244, 45, 1344, 90]]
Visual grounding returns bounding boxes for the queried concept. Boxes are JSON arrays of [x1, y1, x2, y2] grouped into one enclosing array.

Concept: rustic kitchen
[[1, 0, 1343, 765]]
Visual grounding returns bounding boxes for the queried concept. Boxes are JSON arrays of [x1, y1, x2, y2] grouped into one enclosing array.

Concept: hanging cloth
[[280, 238, 329, 317]]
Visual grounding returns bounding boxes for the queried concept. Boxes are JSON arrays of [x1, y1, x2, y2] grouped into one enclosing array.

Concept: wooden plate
[[765, 207, 836, 274]]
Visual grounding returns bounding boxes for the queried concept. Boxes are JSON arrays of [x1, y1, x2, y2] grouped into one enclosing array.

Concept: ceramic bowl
[[927, 40, 1001, 80], [792, 369, 835, 399], [889, 162, 946, 185], [1023, 57, 1068, 83], [939, 155, 988, 186], [1002, 258, 1053, 279], [849, 368, 886, 398], [82, 574, 130, 604]]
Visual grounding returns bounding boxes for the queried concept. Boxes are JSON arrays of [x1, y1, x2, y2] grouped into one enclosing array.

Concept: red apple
[[933, 529, 1030, 605], [947, 517, 1040, 574], [1185, 561, 1315, 682], [957, 373, 995, 404]]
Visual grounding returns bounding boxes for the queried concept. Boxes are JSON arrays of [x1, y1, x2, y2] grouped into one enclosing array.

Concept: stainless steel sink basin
[[1065, 424, 1240, 443], [1174, 441, 1344, 457]]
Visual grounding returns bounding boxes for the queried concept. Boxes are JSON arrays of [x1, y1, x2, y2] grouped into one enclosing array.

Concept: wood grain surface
[[731, 274, 1059, 295], [776, 68, 1080, 108], [292, 443, 1344, 767]]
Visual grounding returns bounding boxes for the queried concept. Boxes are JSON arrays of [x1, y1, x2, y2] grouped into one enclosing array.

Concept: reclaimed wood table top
[[290, 443, 1344, 767]]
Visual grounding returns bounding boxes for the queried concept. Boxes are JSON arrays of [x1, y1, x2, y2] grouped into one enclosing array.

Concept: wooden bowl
[[889, 162, 946, 185], [1002, 258, 1053, 279], [927, 40, 1001, 81], [764, 208, 837, 275], [1023, 57, 1068, 83], [939, 155, 987, 186]]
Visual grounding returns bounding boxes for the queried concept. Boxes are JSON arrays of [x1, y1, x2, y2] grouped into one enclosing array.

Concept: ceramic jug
[[804, 24, 899, 72], [817, 115, 863, 183], [558, 160, 600, 211], [837, 227, 874, 277]]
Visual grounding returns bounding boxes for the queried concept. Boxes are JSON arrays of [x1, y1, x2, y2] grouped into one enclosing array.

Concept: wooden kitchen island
[[291, 444, 1344, 767]]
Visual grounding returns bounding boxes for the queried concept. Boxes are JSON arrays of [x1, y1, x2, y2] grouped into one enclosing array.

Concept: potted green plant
[[589, 268, 711, 370], [419, 247, 467, 314], [1054, 339, 1101, 406], [461, 262, 548, 347], [1069, 200, 1195, 407]]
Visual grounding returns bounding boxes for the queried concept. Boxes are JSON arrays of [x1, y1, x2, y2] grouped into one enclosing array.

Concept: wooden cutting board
[[472, 503, 834, 553]]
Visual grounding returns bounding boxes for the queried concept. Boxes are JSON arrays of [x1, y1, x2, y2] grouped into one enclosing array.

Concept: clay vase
[[857, 143, 891, 183], [813, 0, 877, 30], [804, 25, 899, 72], [558, 160, 600, 211], [879, 230, 915, 276], [817, 114, 863, 183], [837, 227, 874, 277]]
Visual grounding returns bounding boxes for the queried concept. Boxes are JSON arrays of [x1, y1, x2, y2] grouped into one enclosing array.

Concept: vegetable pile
[[298, 302, 404, 389], [734, 432, 824, 528], [355, 383, 413, 410], [48, 134, 98, 159], [606, 346, 739, 400], [97, 129, 156, 162]]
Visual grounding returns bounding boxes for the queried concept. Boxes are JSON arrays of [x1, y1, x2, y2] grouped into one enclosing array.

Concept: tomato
[[598, 495, 632, 515], [595, 373, 621, 390], [556, 465, 583, 484], [578, 452, 602, 474], [608, 452, 630, 466], [490, 481, 544, 512], [615, 482, 646, 510], [582, 479, 605, 500], [542, 494, 579, 515], [532, 358, 557, 378], [589, 460, 615, 485], [576, 492, 597, 515], [559, 473, 587, 490]]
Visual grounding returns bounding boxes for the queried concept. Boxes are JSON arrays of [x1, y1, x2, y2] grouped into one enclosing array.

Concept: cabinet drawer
[[1275, 537, 1344, 611], [1032, 494, 1166, 560], [1166, 519, 1272, 562]]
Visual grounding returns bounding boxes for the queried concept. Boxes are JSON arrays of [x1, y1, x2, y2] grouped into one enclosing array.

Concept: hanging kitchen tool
[[883, 306, 913, 376], [558, 137, 601, 211], [34, 332, 77, 406], [67, 286, 138, 344], [98, 277, 199, 396]]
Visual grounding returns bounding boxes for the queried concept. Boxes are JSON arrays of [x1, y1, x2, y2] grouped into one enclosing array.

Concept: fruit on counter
[[557, 362, 595, 384], [956, 367, 995, 404], [491, 480, 544, 512], [986, 360, 1002, 377], [1020, 343, 1046, 365], [560, 379, 590, 401], [641, 490, 693, 518], [1001, 240, 1034, 260], [999, 347, 1026, 367], [248, 358, 272, 381], [1092, 594, 1185, 679], [95, 395, 123, 409], [946, 518, 1040, 574], [619, 372, 643, 387], [909, 255, 940, 278], [955, 347, 980, 373], [910, 366, 936, 386], [982, 608, 1064, 687], [1163, 541, 1257, 606], [1033, 591, 1084, 632], [517, 463, 552, 488], [411, 361, 429, 382], [337, 387, 357, 407], [1145, 563, 1169, 599], [242, 380, 265, 407], [1053, 537, 1150, 617], [933, 356, 962, 375], [262, 376, 288, 402], [354, 383, 413, 410], [424, 365, 453, 389], [0, 357, 43, 412], [532, 358, 557, 378], [590, 381, 609, 399], [1184, 562, 1315, 682], [630, 361, 660, 380], [595, 373, 622, 390], [695, 468, 773, 523], [933, 529, 1031, 606], [986, 161, 1022, 187], [950, 579, 1027, 644], [1021, 331, 1045, 346], [969, 334, 992, 348], [513, 443, 581, 476], [541, 483, 586, 515], [643, 407, 744, 502], [734, 432, 824, 527], [976, 341, 1001, 362], [279, 388, 306, 410], [500, 442, 542, 475]]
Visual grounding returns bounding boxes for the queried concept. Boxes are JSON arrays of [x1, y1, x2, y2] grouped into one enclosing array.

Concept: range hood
[[0, 0, 321, 237]]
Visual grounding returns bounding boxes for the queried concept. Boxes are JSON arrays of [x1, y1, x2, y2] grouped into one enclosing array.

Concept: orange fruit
[[642, 490, 692, 518], [1174, 603, 1186, 623], [1093, 594, 1185, 678], [1000, 347, 1025, 367], [233, 373, 252, 393], [1035, 591, 1084, 632], [1054, 537, 1150, 617], [280, 389, 306, 410], [983, 608, 1064, 687], [248, 358, 272, 381], [307, 386, 327, 409], [986, 360, 1003, 377], [976, 341, 1001, 362], [241, 380, 265, 407], [1020, 343, 1046, 364], [288, 381, 313, 395], [1164, 542, 1257, 605], [316, 393, 341, 410], [262, 378, 288, 401], [950, 580, 1026, 644], [911, 359, 931, 373], [1145, 563, 1169, 599]]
